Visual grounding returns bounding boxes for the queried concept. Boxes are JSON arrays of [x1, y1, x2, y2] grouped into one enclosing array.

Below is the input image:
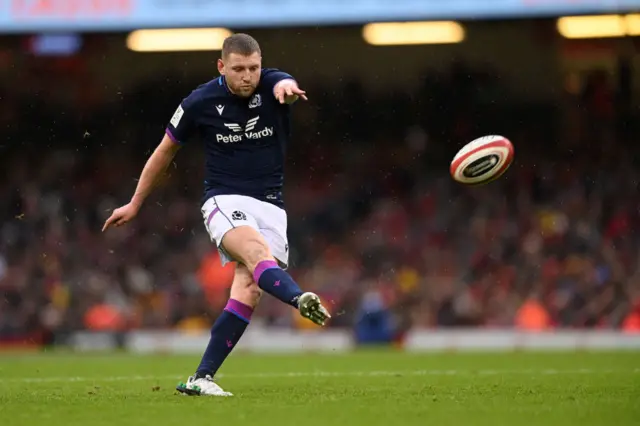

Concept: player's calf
[[222, 226, 331, 325], [178, 265, 257, 396], [222, 226, 303, 308], [177, 297, 248, 397]]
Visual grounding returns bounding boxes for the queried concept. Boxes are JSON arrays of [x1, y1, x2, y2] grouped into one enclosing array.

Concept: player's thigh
[[201, 195, 272, 268], [229, 264, 262, 308], [256, 203, 289, 269]]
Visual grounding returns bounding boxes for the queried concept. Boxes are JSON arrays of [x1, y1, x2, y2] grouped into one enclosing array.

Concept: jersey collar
[[219, 76, 231, 95]]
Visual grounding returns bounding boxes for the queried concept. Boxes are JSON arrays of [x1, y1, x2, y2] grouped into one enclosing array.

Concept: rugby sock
[[254, 260, 303, 308], [195, 299, 252, 378]]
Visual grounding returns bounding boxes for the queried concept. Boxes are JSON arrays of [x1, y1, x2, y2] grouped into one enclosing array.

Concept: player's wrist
[[130, 195, 145, 210]]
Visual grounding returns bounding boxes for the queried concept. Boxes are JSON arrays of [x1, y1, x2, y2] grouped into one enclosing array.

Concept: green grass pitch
[[0, 350, 638, 426]]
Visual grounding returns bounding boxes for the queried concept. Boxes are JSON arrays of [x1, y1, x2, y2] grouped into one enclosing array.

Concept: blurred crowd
[[1, 54, 640, 344]]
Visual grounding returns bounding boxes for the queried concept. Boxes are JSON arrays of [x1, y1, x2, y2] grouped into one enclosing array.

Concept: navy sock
[[195, 299, 252, 378], [253, 260, 303, 308]]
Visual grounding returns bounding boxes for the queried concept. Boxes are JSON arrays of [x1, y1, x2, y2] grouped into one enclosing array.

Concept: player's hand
[[102, 202, 140, 232], [274, 79, 308, 104]]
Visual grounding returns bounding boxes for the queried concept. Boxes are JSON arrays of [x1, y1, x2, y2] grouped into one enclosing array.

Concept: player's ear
[[217, 58, 225, 75]]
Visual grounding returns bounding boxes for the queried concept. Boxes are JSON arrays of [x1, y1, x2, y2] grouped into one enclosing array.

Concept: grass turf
[[0, 350, 638, 426]]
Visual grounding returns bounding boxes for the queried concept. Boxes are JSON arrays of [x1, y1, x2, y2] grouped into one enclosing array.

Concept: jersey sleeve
[[261, 68, 295, 96], [165, 90, 201, 145]]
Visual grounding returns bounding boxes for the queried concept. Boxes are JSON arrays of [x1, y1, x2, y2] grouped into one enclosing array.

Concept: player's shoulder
[[260, 67, 284, 76], [260, 68, 293, 81], [184, 78, 227, 108], [258, 68, 294, 97]]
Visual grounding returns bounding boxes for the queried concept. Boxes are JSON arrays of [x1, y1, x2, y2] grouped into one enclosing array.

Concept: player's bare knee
[[222, 226, 273, 270], [245, 243, 272, 270], [232, 234, 273, 270]]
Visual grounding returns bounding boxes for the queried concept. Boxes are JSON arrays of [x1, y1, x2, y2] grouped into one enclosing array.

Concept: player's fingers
[[284, 86, 294, 97], [293, 88, 308, 100], [102, 215, 116, 232], [273, 88, 284, 103]]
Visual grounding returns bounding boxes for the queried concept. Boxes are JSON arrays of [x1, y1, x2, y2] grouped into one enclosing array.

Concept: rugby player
[[103, 33, 331, 396]]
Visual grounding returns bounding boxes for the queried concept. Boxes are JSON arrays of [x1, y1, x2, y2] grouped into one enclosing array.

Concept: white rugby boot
[[176, 374, 232, 397], [297, 292, 331, 326]]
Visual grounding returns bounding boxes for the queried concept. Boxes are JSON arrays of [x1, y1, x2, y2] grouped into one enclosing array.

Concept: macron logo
[[218, 116, 273, 144]]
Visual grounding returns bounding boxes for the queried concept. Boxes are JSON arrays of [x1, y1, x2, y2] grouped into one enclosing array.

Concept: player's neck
[[221, 76, 239, 97]]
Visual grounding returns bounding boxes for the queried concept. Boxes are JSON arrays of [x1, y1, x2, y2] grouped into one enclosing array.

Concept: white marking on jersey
[[170, 105, 184, 128], [216, 105, 224, 115], [222, 116, 260, 134], [245, 116, 260, 131], [223, 123, 243, 132]]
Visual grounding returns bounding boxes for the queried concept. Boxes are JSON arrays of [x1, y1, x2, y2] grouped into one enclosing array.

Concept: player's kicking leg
[[176, 264, 260, 397], [222, 226, 331, 326]]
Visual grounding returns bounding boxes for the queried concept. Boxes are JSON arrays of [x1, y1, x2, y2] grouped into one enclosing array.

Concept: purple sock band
[[253, 260, 279, 283], [224, 299, 253, 322]]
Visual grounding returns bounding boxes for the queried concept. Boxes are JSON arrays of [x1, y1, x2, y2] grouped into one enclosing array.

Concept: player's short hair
[[222, 34, 261, 58]]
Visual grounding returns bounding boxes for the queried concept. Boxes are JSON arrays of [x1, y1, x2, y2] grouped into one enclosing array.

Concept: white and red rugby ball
[[450, 135, 514, 185]]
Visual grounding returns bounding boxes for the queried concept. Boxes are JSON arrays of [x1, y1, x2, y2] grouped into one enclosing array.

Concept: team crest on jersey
[[231, 211, 247, 221], [248, 94, 262, 109]]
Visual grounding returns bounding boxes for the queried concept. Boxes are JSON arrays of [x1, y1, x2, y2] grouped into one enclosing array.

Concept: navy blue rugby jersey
[[165, 68, 295, 208]]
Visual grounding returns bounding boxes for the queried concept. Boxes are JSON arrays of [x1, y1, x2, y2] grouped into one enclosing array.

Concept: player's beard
[[232, 83, 257, 98]]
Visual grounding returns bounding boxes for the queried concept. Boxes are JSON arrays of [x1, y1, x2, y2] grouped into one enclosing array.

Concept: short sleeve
[[260, 68, 295, 96], [165, 90, 201, 145]]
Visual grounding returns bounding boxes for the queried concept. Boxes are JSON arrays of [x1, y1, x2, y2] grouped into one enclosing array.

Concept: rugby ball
[[450, 135, 514, 185]]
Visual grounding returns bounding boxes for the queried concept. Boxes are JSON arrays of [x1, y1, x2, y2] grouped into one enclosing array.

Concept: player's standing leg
[[177, 264, 260, 396], [222, 226, 331, 326]]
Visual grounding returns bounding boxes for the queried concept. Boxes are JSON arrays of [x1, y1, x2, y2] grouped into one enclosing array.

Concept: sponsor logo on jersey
[[217, 116, 274, 143]]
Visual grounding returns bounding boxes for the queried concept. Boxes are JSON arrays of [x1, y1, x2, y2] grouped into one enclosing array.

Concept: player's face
[[218, 52, 261, 98]]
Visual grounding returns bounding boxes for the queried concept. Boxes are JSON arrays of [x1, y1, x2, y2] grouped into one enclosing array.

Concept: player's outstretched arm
[[273, 79, 308, 104], [102, 134, 180, 232]]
